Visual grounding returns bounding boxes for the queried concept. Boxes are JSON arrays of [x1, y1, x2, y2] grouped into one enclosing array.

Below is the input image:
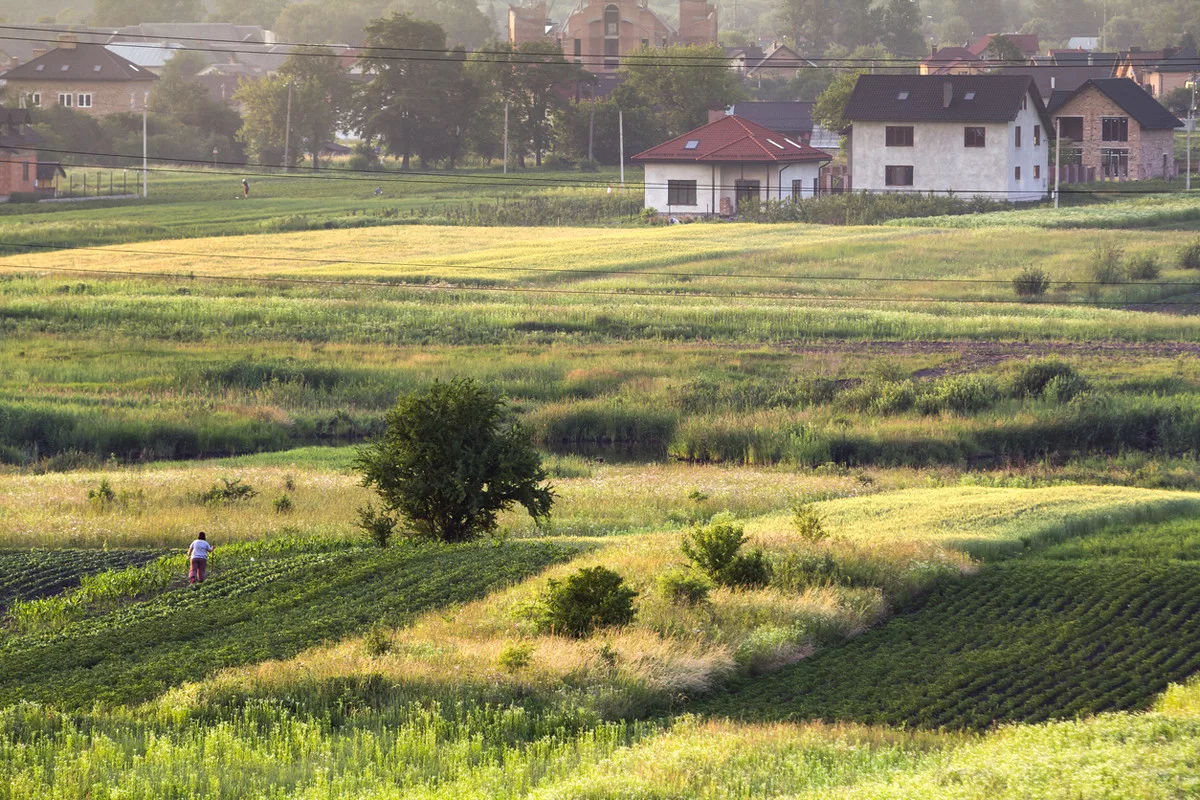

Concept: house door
[[1164, 153, 1169, 178], [734, 179, 760, 208]]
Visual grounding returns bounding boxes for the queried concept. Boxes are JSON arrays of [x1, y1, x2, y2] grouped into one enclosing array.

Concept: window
[[1033, 124, 1041, 146], [896, 91, 909, 100], [963, 91, 976, 100], [58, 93, 72, 107], [604, 4, 619, 36], [885, 126, 914, 146], [1015, 126, 1022, 147], [21, 162, 29, 182], [603, 37, 618, 67], [667, 180, 697, 206], [792, 179, 805, 199], [573, 38, 581, 57], [684, 140, 700, 150], [885, 165, 914, 186], [1033, 164, 1041, 179], [1102, 117, 1129, 142], [28, 92, 40, 107], [1058, 117, 1083, 141], [734, 179, 760, 204], [76, 93, 92, 108], [1014, 166, 1021, 181], [964, 127, 986, 147], [1101, 148, 1129, 178]]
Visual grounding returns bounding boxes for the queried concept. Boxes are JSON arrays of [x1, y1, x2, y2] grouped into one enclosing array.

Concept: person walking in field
[[241, 178, 250, 199], [188, 532, 214, 584]]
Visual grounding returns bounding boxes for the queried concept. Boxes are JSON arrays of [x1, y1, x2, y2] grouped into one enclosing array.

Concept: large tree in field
[[356, 14, 472, 169], [620, 44, 742, 140], [355, 378, 554, 544], [236, 46, 350, 168]]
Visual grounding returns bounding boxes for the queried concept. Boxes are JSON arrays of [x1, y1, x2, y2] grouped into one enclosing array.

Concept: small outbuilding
[[631, 115, 832, 217]]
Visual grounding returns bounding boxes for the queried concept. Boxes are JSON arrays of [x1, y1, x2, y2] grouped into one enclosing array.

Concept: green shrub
[[792, 502, 828, 543], [1011, 361, 1080, 398], [922, 375, 999, 414], [1125, 252, 1161, 280], [198, 477, 257, 504], [273, 493, 293, 514], [771, 551, 841, 591], [1089, 239, 1125, 284], [362, 623, 393, 656], [357, 503, 396, 548], [578, 159, 599, 173], [682, 516, 770, 588], [539, 566, 637, 637], [871, 380, 917, 414], [656, 567, 713, 606], [87, 478, 116, 508], [1179, 239, 1200, 269], [1012, 267, 1051, 297], [1044, 373, 1091, 404], [496, 641, 534, 671]]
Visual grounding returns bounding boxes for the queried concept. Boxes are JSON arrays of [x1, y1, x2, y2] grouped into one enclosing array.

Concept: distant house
[[631, 115, 832, 216], [919, 46, 985, 76], [844, 74, 1051, 201], [966, 33, 1041, 60], [724, 45, 764, 74], [0, 106, 42, 199], [1048, 78, 1183, 180], [1137, 47, 1198, 98], [1114, 47, 1183, 94], [0, 35, 157, 116], [745, 43, 815, 79], [103, 42, 185, 75]]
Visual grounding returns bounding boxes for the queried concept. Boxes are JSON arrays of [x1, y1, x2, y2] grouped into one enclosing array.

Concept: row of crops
[[0, 550, 164, 613], [0, 541, 565, 708], [702, 517, 1200, 730]]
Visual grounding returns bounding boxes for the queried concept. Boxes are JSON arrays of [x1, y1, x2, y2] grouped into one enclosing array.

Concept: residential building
[[0, 106, 41, 199], [1138, 47, 1198, 98], [745, 43, 813, 79], [508, 0, 717, 72], [1115, 47, 1178, 91], [1047, 78, 1183, 180], [724, 45, 764, 74], [708, 102, 840, 152], [966, 33, 1041, 59], [999, 60, 1117, 104], [919, 46, 985, 75], [631, 114, 831, 215], [844, 74, 1051, 201], [0, 35, 157, 116]]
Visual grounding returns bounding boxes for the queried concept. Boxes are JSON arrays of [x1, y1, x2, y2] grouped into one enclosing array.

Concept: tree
[[236, 46, 350, 168], [386, 0, 495, 49], [811, 69, 862, 134], [984, 34, 1027, 65], [880, 0, 926, 57], [354, 379, 554, 543], [91, 0, 203, 25], [149, 51, 245, 164], [620, 44, 743, 140]]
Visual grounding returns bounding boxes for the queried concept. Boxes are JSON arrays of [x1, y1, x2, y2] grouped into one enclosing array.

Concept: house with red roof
[[630, 114, 831, 216]]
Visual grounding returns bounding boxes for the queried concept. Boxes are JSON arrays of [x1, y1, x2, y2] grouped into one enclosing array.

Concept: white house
[[631, 115, 832, 216], [845, 74, 1051, 202]]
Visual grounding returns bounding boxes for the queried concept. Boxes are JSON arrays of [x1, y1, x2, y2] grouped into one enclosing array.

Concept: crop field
[[0, 549, 164, 612], [702, 516, 1200, 730]]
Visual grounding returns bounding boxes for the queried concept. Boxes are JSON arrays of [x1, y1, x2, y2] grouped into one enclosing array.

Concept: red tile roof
[[967, 33, 1040, 57], [631, 115, 831, 163]]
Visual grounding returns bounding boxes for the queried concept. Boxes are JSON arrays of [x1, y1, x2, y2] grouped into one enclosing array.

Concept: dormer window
[[93, 65, 102, 72], [897, 91, 909, 100], [34, 64, 44, 71], [60, 64, 69, 71], [964, 91, 976, 100], [684, 140, 700, 150]]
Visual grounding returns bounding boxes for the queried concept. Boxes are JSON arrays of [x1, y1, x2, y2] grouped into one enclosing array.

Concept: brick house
[[508, 0, 717, 73], [0, 35, 158, 117], [1138, 47, 1198, 98], [1048, 78, 1183, 180], [0, 107, 41, 199]]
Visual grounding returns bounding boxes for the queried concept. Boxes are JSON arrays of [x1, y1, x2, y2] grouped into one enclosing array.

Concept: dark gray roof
[[0, 43, 156, 82], [1050, 50, 1120, 70], [724, 102, 814, 135], [1053, 78, 1183, 129], [0, 25, 113, 63], [844, 74, 1048, 126], [1149, 47, 1198, 72], [1000, 64, 1114, 99], [0, 106, 40, 150]]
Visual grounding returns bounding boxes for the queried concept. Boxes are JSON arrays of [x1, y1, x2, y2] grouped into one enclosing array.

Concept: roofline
[[630, 153, 832, 164], [1052, 78, 1183, 128]]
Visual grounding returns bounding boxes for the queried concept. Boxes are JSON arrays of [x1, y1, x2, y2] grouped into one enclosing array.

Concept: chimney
[[931, 44, 937, 57], [31, 48, 46, 60], [943, 80, 953, 108], [57, 33, 78, 50]]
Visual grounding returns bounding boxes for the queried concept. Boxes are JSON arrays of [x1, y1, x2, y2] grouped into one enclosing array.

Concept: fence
[[55, 171, 136, 199]]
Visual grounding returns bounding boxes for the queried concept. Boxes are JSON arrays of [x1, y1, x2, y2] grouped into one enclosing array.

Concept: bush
[[656, 567, 713, 606], [87, 478, 116, 508], [198, 477, 257, 504], [1043, 373, 1090, 404], [273, 493, 293, 514], [539, 566, 637, 637], [1012, 267, 1051, 297], [363, 623, 393, 656], [578, 159, 599, 173], [1180, 239, 1200, 269], [922, 375, 998, 414], [357, 503, 396, 548], [792, 502, 828, 543], [496, 641, 534, 671], [682, 516, 771, 588], [771, 551, 841, 591], [1089, 239, 1125, 284], [1125, 252, 1161, 281], [354, 378, 554, 543], [1010, 361, 1080, 398], [870, 380, 916, 414]]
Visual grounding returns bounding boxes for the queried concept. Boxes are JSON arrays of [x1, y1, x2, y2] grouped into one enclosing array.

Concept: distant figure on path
[[242, 179, 250, 199], [188, 532, 214, 584]]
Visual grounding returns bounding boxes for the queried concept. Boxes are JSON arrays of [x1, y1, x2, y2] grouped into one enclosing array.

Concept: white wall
[[850, 90, 1048, 202], [642, 161, 824, 215]]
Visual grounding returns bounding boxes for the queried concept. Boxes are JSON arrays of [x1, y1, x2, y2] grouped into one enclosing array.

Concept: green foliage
[[1010, 361, 1081, 398], [771, 550, 841, 591], [655, 567, 713, 606], [357, 503, 396, 548], [739, 191, 1011, 224], [792, 502, 828, 543], [88, 478, 117, 508], [1088, 239, 1126, 284], [273, 493, 294, 514], [704, 517, 1200, 731], [811, 70, 863, 135], [363, 622, 394, 656], [538, 566, 637, 637], [1180, 239, 1200, 269], [0, 549, 163, 612], [355, 378, 554, 543], [618, 44, 743, 138], [921, 374, 999, 415], [496, 640, 534, 671], [1043, 372, 1091, 404], [682, 516, 770, 588], [198, 477, 258, 504], [1125, 251, 1161, 280], [1012, 267, 1052, 297]]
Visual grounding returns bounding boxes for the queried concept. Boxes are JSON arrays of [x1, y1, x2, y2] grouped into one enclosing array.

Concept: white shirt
[[189, 540, 213, 560]]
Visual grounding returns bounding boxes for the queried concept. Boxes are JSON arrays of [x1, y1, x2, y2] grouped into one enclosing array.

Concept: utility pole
[[283, 82, 293, 171], [618, 108, 625, 192], [1054, 116, 1061, 209], [142, 96, 148, 199], [587, 99, 595, 163], [503, 101, 509, 174], [1188, 73, 1196, 192]]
